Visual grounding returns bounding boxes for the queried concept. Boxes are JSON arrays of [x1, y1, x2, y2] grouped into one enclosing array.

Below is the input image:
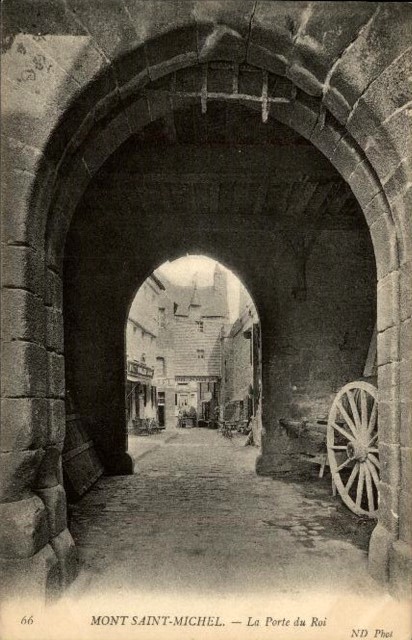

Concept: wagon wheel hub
[[346, 441, 368, 462]]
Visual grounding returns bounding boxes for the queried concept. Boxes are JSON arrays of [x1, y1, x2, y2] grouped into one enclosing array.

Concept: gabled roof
[[155, 269, 228, 319]]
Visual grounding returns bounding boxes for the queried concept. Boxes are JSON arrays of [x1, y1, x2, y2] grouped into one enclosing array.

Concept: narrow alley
[[68, 428, 381, 598]]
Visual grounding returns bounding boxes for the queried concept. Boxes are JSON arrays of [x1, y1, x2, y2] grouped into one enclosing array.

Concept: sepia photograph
[[1, 1, 411, 639]]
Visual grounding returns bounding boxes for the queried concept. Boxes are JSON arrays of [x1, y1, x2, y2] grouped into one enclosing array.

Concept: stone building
[[221, 285, 261, 442], [126, 274, 165, 431], [1, 1, 411, 600], [155, 264, 229, 425]]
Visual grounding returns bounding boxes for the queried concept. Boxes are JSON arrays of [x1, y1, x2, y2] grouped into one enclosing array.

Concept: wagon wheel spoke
[[356, 464, 365, 508], [368, 448, 379, 454], [345, 462, 360, 492], [330, 445, 347, 450], [360, 389, 368, 432], [368, 432, 378, 446], [369, 453, 380, 470], [364, 464, 375, 513], [366, 459, 380, 491], [367, 400, 377, 434], [366, 460, 380, 491], [331, 422, 355, 443], [337, 457, 352, 472], [336, 400, 358, 438], [347, 390, 362, 432]]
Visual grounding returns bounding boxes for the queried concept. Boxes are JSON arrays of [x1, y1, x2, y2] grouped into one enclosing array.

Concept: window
[[197, 349, 205, 359], [197, 320, 204, 333], [158, 307, 166, 328]]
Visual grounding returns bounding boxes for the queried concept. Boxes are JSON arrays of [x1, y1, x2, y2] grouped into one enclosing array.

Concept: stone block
[[286, 64, 322, 97], [0, 543, 60, 603], [148, 27, 197, 77], [1, 288, 45, 345], [377, 271, 400, 333], [364, 106, 410, 183], [0, 496, 49, 558], [368, 522, 394, 583], [379, 442, 400, 489], [146, 88, 173, 125], [47, 399, 66, 445], [66, 0, 140, 63], [378, 362, 399, 404], [82, 111, 131, 175], [50, 528, 78, 588], [400, 447, 412, 496], [45, 268, 63, 311], [1, 342, 47, 397], [0, 398, 48, 452], [377, 325, 399, 367], [47, 352, 65, 399], [36, 446, 63, 489], [382, 158, 410, 206], [1, 134, 46, 175], [363, 191, 389, 229], [0, 450, 45, 503], [378, 401, 400, 445], [348, 47, 412, 147], [247, 2, 305, 75], [400, 318, 412, 364], [322, 85, 352, 126], [1, 166, 45, 248], [270, 92, 319, 142], [377, 480, 399, 536], [389, 539, 412, 599], [45, 206, 71, 274], [400, 261, 412, 322], [329, 4, 411, 123], [291, 2, 377, 90], [46, 307, 64, 353], [310, 115, 345, 162], [390, 187, 412, 267], [1, 245, 44, 296], [400, 401, 412, 449], [36, 484, 67, 537], [348, 159, 381, 210], [2, 35, 76, 164], [329, 134, 363, 182], [399, 486, 412, 545], [123, 97, 151, 133]]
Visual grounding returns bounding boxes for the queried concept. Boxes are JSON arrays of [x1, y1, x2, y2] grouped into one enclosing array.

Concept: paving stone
[[68, 428, 382, 597]]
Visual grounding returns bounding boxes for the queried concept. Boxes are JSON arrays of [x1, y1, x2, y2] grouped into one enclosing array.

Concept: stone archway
[[1, 2, 411, 600]]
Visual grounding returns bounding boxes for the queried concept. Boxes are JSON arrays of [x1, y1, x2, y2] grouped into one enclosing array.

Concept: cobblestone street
[[69, 428, 382, 597]]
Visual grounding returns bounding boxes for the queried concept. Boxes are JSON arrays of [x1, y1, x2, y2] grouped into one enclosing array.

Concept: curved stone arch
[[43, 60, 404, 584], [2, 5, 411, 598]]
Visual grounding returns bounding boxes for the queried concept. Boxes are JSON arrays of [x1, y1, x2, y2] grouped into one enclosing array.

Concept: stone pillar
[[387, 262, 412, 597], [0, 273, 60, 599], [368, 271, 402, 587]]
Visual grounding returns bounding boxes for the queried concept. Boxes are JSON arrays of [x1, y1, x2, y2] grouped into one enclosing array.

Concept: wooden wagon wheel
[[327, 381, 379, 518]]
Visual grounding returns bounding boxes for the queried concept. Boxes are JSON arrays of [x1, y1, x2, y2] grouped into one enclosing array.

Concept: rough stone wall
[[222, 324, 253, 416], [1, 0, 411, 600], [263, 229, 376, 425]]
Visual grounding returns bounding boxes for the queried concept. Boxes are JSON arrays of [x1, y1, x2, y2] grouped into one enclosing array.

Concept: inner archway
[[125, 256, 261, 454], [61, 98, 379, 593]]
